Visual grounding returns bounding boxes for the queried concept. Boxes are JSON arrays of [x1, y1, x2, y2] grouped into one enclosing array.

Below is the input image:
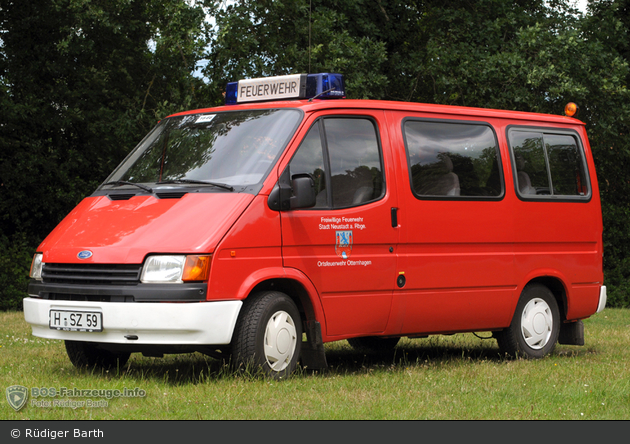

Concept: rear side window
[[508, 128, 590, 199], [289, 117, 385, 209], [403, 119, 503, 199]]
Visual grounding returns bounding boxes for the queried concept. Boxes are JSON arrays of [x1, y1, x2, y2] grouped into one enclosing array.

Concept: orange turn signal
[[182, 255, 211, 282], [564, 102, 579, 117]]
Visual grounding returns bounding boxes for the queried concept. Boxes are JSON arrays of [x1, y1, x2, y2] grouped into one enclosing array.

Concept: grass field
[[1, 309, 629, 420]]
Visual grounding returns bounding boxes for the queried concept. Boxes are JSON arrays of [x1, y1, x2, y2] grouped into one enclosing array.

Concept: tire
[[65, 340, 130, 370], [231, 291, 302, 379], [495, 284, 560, 359], [347, 336, 400, 353]]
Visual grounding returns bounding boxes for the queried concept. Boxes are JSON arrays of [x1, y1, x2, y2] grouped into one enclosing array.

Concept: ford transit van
[[24, 73, 606, 377]]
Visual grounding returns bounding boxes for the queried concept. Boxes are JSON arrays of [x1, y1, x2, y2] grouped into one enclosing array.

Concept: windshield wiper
[[157, 179, 234, 192], [102, 181, 154, 193]]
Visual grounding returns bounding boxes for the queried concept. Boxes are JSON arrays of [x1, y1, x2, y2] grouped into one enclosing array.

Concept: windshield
[[104, 109, 302, 190]]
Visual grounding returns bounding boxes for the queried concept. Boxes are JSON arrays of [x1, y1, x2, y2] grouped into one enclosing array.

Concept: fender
[[234, 266, 328, 337], [515, 268, 570, 318]]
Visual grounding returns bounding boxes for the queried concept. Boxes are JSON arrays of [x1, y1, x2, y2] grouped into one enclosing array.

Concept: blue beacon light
[[225, 73, 346, 105]]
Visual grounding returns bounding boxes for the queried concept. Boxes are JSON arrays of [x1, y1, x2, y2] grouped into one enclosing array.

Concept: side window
[[509, 129, 589, 198], [288, 117, 385, 209], [288, 123, 328, 207], [404, 120, 503, 198], [324, 118, 384, 207]]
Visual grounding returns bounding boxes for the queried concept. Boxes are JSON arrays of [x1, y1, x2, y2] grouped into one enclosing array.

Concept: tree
[[203, 0, 393, 102], [204, 0, 575, 104], [582, 0, 630, 307], [0, 0, 215, 310], [2, 0, 629, 309]]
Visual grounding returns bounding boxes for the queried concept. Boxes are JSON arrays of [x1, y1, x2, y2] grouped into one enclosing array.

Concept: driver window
[[288, 117, 384, 209], [288, 122, 328, 208], [324, 118, 384, 208]]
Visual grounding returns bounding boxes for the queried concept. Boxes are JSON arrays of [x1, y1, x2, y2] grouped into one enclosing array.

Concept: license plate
[[49, 310, 103, 332]]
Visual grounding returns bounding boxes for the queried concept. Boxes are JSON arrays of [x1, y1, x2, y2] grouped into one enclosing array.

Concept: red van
[[24, 73, 607, 377]]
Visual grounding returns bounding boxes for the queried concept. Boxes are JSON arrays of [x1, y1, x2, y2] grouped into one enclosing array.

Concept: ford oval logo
[[77, 250, 93, 260]]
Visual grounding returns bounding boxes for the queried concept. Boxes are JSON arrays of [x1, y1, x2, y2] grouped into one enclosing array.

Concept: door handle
[[391, 207, 398, 228]]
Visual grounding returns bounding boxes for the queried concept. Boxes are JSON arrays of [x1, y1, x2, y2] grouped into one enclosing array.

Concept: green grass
[[1, 309, 629, 420]]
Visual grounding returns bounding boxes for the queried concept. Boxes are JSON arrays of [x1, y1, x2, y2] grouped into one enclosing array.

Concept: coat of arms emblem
[[6, 385, 28, 411], [335, 230, 353, 259]]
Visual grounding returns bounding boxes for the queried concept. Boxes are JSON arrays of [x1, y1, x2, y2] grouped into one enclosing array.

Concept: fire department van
[[24, 73, 607, 378]]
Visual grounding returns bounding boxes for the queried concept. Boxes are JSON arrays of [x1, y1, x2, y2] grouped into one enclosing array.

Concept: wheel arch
[[523, 275, 568, 322], [235, 267, 326, 331], [250, 278, 318, 324]]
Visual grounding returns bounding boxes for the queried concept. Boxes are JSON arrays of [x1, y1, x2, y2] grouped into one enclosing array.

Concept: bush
[[602, 202, 630, 308], [604, 257, 630, 309], [0, 232, 36, 311]]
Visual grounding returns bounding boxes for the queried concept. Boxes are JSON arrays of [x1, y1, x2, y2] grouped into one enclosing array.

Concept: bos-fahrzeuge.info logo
[[6, 385, 28, 411], [6, 385, 146, 411]]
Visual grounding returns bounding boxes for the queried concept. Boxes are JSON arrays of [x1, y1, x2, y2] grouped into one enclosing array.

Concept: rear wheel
[[347, 336, 400, 353], [495, 284, 560, 359], [231, 291, 302, 378], [65, 340, 130, 370]]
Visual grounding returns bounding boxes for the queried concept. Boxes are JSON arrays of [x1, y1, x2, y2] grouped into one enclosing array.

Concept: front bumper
[[23, 297, 242, 345]]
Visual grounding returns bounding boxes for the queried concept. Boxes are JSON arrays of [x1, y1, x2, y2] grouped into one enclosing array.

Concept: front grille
[[42, 263, 142, 286], [47, 293, 135, 302]]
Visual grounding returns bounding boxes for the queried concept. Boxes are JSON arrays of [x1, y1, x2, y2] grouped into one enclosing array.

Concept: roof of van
[[169, 99, 585, 126]]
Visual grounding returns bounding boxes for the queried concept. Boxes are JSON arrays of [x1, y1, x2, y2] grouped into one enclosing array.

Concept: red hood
[[38, 193, 255, 264]]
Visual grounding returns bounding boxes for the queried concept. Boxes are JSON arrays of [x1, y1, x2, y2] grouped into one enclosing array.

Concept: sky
[[573, 0, 589, 13]]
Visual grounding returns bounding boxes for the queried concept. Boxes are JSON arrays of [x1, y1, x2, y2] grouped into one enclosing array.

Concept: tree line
[[1, 0, 629, 310]]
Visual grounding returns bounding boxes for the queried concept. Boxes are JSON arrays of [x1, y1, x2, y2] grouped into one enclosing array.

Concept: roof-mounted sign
[[225, 73, 346, 105], [235, 74, 307, 103]]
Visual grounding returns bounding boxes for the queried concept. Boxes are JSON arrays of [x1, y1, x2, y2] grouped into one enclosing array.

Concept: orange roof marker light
[[564, 102, 579, 117]]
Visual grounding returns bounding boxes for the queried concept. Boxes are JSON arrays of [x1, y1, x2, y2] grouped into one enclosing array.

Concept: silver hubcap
[[521, 297, 553, 349], [264, 310, 297, 372]]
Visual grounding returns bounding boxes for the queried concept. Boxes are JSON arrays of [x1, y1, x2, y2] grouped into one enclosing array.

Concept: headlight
[[141, 256, 186, 283], [30, 253, 44, 280], [141, 255, 211, 283]]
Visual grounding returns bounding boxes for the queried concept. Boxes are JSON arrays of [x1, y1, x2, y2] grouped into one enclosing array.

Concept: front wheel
[[495, 284, 560, 359], [231, 291, 302, 378]]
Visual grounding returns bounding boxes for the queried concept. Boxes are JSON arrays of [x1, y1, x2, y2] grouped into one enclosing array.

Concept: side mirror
[[268, 169, 316, 211], [289, 174, 316, 209]]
